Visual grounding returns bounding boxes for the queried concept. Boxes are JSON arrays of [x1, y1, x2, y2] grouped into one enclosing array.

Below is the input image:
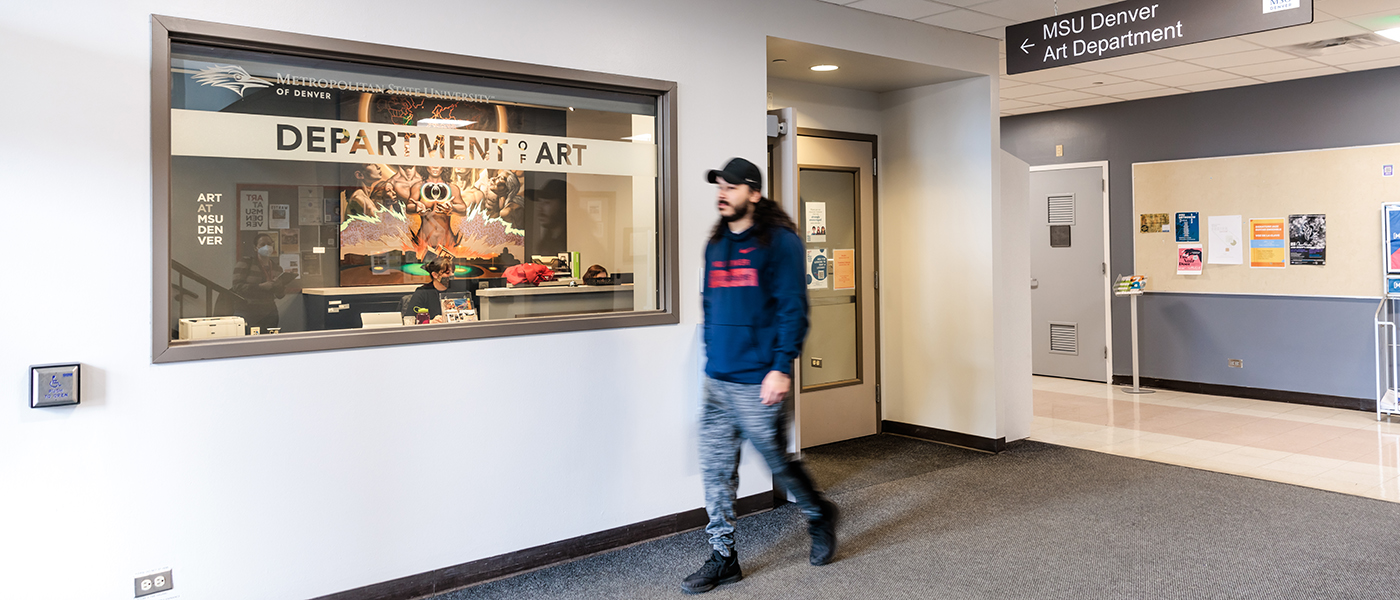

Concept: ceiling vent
[[1283, 33, 1391, 57]]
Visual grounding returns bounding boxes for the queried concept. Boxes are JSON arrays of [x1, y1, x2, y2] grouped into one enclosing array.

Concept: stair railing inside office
[[169, 260, 245, 339]]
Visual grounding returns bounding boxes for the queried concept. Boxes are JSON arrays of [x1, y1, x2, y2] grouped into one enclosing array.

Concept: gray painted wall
[[1002, 66, 1400, 400]]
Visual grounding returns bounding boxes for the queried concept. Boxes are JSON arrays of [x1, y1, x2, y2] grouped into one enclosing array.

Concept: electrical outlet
[[134, 570, 173, 598], [1228, 359, 1243, 368], [810, 358, 823, 368], [1055, 144, 1064, 157]]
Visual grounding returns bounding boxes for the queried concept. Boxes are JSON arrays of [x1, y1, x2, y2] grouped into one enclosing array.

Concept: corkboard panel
[[1132, 144, 1400, 297]]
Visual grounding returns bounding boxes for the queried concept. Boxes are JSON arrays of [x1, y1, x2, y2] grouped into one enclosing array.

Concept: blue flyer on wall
[[1388, 205, 1400, 274], [1175, 212, 1199, 243]]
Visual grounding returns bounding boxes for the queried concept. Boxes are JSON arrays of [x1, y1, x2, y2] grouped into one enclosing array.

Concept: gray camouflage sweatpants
[[700, 375, 827, 555]]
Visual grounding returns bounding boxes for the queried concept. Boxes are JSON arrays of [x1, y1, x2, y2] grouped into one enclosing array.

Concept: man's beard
[[720, 200, 752, 223]]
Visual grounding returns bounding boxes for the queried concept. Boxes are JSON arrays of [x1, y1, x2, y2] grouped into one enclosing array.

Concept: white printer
[[178, 316, 247, 340]]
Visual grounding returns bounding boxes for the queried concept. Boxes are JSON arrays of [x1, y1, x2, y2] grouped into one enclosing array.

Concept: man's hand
[[431, 315, 446, 324], [760, 370, 791, 406]]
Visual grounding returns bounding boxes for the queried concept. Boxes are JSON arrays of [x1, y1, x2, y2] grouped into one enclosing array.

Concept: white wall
[[0, 1, 999, 599], [997, 150, 1033, 442], [877, 77, 1003, 439], [767, 77, 882, 136]]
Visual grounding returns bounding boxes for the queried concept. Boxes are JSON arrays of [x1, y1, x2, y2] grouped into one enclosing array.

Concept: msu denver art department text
[[1041, 4, 1182, 60], [275, 124, 588, 166]]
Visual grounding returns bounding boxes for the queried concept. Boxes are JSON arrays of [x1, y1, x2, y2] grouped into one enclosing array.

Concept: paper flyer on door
[[1177, 244, 1203, 275], [1249, 218, 1287, 269], [1208, 215, 1243, 265], [806, 202, 827, 243], [806, 248, 828, 290], [833, 249, 855, 290], [1386, 204, 1400, 274], [1140, 213, 1169, 233]]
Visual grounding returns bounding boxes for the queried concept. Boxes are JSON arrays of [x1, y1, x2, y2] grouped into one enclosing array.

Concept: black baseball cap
[[706, 157, 762, 190]]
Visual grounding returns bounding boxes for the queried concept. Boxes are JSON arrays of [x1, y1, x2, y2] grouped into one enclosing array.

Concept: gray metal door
[[1030, 166, 1108, 382]]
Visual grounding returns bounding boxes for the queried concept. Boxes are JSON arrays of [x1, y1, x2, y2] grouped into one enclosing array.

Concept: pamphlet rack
[[1114, 275, 1153, 395], [1375, 297, 1400, 419]]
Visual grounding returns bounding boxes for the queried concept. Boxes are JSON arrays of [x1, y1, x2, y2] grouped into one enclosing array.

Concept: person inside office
[[401, 257, 454, 324]]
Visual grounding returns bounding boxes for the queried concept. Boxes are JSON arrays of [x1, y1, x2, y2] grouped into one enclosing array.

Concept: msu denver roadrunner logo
[[193, 64, 273, 97]]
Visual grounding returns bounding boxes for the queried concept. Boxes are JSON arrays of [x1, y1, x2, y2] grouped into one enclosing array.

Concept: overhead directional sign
[[1006, 0, 1313, 75]]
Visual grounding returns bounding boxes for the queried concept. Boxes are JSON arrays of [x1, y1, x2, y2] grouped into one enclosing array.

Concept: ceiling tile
[[1341, 55, 1400, 71], [1053, 96, 1122, 109], [978, 26, 1008, 39], [1017, 89, 1100, 104], [1150, 38, 1263, 61], [1147, 69, 1239, 87], [1092, 80, 1167, 96], [959, 0, 1057, 22], [1189, 48, 1296, 68], [1041, 73, 1133, 89], [1178, 77, 1262, 92], [1313, 41, 1400, 65], [1000, 83, 1064, 98], [1342, 9, 1400, 31], [931, 0, 999, 7], [1111, 61, 1209, 80], [1114, 88, 1187, 101], [1000, 77, 1028, 89], [1318, 0, 1400, 19], [1224, 57, 1327, 77], [1004, 66, 1097, 83], [845, 0, 955, 20], [917, 8, 1015, 32], [1074, 53, 1174, 72], [1238, 19, 1370, 47], [999, 98, 1040, 110], [1253, 65, 1347, 81]]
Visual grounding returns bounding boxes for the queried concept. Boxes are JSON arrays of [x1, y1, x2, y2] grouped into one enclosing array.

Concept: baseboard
[[881, 420, 1007, 453], [1111, 376, 1373, 412], [310, 493, 774, 600]]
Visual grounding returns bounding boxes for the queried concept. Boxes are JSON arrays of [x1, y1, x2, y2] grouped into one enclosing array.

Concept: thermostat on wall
[[30, 363, 80, 408]]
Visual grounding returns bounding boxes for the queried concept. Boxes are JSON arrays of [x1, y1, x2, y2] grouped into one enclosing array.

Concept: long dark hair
[[709, 196, 798, 246]]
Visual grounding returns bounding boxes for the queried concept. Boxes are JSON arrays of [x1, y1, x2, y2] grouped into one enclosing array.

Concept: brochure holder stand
[[1376, 203, 1400, 419], [1115, 275, 1153, 395]]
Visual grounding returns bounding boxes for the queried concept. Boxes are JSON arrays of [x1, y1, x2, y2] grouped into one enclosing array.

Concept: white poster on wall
[[240, 190, 268, 230], [806, 248, 828, 290], [298, 186, 323, 225], [806, 202, 827, 243], [1208, 215, 1244, 265]]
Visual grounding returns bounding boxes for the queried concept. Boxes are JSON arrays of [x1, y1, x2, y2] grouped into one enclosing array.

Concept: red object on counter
[[505, 263, 555, 286]]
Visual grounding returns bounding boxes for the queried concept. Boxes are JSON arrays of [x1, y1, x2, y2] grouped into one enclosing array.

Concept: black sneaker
[[681, 548, 742, 594], [809, 500, 839, 566]]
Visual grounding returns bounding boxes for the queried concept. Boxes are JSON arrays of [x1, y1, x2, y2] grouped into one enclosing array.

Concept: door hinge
[[876, 384, 881, 403], [874, 271, 879, 289], [1102, 262, 1106, 275], [1101, 179, 1106, 191], [872, 157, 878, 176], [1104, 346, 1108, 359]]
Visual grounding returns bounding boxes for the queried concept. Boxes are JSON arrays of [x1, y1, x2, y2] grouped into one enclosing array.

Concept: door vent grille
[[1049, 322, 1078, 355], [1048, 194, 1075, 226]]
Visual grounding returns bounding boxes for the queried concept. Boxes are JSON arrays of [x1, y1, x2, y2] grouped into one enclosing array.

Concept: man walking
[[682, 158, 839, 594]]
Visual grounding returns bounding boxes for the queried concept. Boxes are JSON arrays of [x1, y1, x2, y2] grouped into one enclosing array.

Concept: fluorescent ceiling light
[[418, 119, 476, 128], [810, 64, 839, 72], [1378, 27, 1400, 42], [622, 134, 653, 142]]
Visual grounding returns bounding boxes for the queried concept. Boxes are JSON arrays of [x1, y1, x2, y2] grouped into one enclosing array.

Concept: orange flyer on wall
[[833, 249, 855, 290], [1249, 218, 1287, 268]]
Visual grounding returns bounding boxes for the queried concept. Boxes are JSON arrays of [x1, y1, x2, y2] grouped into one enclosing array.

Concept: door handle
[[1031, 278, 1039, 289]]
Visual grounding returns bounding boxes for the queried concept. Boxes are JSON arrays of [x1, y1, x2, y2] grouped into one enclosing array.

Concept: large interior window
[[154, 17, 676, 362]]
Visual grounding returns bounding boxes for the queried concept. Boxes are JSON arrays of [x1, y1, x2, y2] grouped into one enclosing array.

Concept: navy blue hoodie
[[703, 225, 809, 384]]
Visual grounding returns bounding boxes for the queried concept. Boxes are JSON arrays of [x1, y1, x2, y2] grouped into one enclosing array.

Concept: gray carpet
[[431, 435, 1400, 599]]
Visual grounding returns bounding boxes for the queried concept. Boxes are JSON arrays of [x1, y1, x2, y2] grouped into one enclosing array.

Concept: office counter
[[476, 284, 635, 320]]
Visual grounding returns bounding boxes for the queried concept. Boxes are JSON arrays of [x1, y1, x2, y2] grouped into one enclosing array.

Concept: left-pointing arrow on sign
[[1020, 39, 1035, 54]]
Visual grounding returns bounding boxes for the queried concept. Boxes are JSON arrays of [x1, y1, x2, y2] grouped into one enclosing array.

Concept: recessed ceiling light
[[810, 64, 839, 72], [1378, 27, 1400, 42]]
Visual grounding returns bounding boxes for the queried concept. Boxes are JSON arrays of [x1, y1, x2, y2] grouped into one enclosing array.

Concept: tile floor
[[1031, 375, 1400, 502]]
